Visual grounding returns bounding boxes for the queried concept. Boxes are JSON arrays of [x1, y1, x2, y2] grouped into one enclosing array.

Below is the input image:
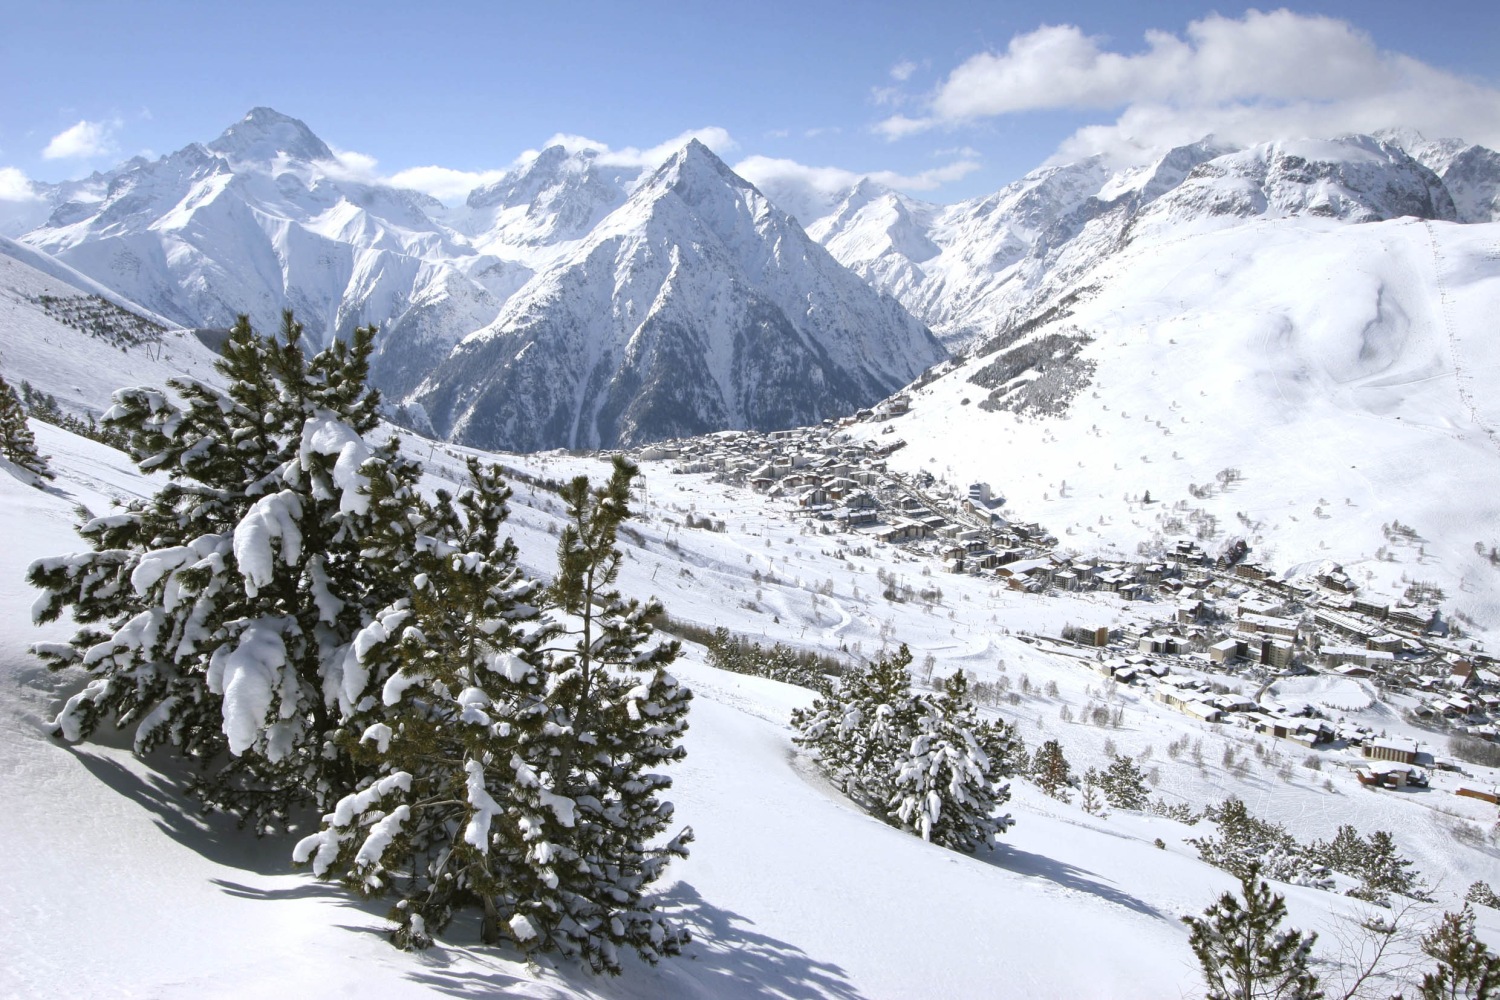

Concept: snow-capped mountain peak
[[205, 106, 335, 167], [416, 140, 945, 451]]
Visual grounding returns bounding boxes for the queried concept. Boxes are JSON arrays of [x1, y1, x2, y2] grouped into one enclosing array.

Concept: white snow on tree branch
[[360, 722, 393, 754], [463, 759, 503, 853], [382, 669, 420, 707], [206, 619, 290, 756], [299, 413, 373, 515], [52, 679, 112, 742], [510, 754, 577, 827], [293, 771, 413, 877], [485, 650, 533, 682], [233, 490, 303, 596], [355, 805, 410, 874]]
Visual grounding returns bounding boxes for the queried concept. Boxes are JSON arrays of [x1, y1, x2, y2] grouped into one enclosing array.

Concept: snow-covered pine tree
[[1030, 739, 1073, 800], [1358, 830, 1424, 904], [1310, 825, 1423, 905], [0, 372, 53, 481], [1079, 768, 1106, 816], [1183, 864, 1323, 1000], [1466, 881, 1500, 910], [1311, 824, 1365, 876], [792, 644, 920, 812], [29, 313, 420, 829], [1189, 798, 1332, 890], [1418, 905, 1500, 999], [531, 455, 692, 972], [293, 456, 690, 971], [294, 458, 564, 948], [1100, 753, 1150, 810], [888, 671, 1016, 852]]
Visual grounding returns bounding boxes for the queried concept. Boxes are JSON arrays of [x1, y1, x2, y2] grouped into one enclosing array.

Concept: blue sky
[[3, 0, 1498, 208]]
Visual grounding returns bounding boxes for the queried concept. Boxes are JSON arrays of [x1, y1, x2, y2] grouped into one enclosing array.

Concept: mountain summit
[[205, 107, 335, 166], [416, 140, 945, 451]]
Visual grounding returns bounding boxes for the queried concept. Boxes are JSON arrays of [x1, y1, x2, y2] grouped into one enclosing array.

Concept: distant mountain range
[[790, 131, 1499, 348], [9, 109, 941, 448], [7, 108, 1499, 452]]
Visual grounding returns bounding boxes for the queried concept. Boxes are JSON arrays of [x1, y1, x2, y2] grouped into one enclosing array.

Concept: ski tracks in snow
[[1423, 220, 1500, 458]]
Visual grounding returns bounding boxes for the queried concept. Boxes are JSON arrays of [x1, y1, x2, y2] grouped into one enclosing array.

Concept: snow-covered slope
[[415, 141, 946, 451], [0, 237, 222, 414], [847, 213, 1500, 641], [10, 417, 1500, 998], [808, 135, 1493, 348]]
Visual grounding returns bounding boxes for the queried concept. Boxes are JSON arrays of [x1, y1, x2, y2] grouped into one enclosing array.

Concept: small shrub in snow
[[792, 649, 1020, 853], [0, 373, 52, 482], [1189, 799, 1332, 890], [704, 627, 842, 694], [1466, 881, 1500, 910], [1183, 864, 1323, 1000]]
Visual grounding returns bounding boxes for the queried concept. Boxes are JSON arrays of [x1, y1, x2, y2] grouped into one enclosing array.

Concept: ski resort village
[[6, 6, 1500, 998]]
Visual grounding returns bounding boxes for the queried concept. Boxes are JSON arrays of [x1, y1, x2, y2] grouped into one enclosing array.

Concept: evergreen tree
[[888, 671, 1016, 851], [1100, 753, 1150, 810], [0, 373, 52, 481], [1030, 739, 1073, 800], [1190, 799, 1331, 889], [533, 455, 692, 971], [1311, 824, 1366, 877], [298, 456, 691, 972], [792, 644, 921, 814], [29, 313, 417, 829], [1466, 882, 1500, 910], [1356, 830, 1423, 905], [293, 459, 554, 946], [1312, 825, 1424, 906], [1418, 905, 1500, 999], [1183, 865, 1324, 1000]]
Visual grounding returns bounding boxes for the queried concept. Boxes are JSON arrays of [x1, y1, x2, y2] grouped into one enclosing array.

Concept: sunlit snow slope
[[852, 215, 1500, 642]]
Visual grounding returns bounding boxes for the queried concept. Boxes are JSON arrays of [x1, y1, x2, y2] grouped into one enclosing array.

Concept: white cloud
[[42, 119, 118, 160], [322, 147, 508, 202], [737, 153, 979, 196], [521, 126, 737, 168], [878, 11, 1500, 154], [0, 166, 40, 202], [329, 147, 380, 176], [734, 152, 982, 221], [890, 60, 918, 82], [873, 114, 935, 140], [321, 127, 738, 204]]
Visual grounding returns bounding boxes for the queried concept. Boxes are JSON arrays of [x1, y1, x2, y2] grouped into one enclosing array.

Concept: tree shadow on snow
[[654, 881, 867, 999], [980, 843, 1168, 921], [66, 745, 305, 877], [403, 881, 868, 1000]]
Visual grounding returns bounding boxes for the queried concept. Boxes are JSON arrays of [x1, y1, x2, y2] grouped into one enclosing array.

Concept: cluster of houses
[[631, 421, 1495, 760], [637, 418, 1062, 565]]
